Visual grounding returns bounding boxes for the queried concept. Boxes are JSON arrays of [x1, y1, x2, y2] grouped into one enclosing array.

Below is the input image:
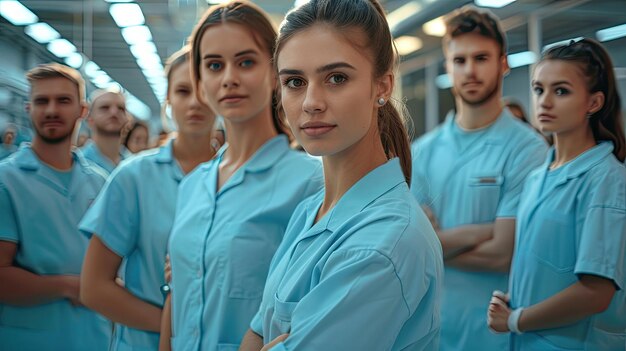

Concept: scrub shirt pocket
[[227, 226, 281, 299], [468, 173, 503, 219], [272, 293, 297, 336], [531, 211, 576, 273]]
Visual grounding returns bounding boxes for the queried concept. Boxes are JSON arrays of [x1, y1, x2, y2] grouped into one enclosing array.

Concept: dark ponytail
[[542, 38, 625, 162], [275, 0, 413, 183]]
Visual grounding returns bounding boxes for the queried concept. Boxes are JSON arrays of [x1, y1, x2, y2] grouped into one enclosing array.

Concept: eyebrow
[[203, 49, 258, 60], [532, 80, 573, 87], [278, 62, 357, 76]]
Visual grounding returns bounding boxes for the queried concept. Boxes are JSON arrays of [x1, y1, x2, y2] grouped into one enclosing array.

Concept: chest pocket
[[530, 210, 577, 273], [226, 224, 282, 299], [468, 173, 503, 220]]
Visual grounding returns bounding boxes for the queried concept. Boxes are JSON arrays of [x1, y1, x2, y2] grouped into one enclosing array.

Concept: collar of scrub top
[[541, 141, 615, 183], [14, 142, 98, 174], [300, 157, 406, 239], [443, 108, 518, 146], [154, 138, 184, 182], [215, 134, 291, 174]]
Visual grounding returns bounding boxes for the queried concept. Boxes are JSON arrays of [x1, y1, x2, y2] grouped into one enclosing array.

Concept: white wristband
[[507, 307, 524, 334]]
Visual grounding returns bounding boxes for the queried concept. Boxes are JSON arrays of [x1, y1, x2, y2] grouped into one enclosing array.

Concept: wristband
[[507, 307, 524, 334], [160, 283, 171, 300]]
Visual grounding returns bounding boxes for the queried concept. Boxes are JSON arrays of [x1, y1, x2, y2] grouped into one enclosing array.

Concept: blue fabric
[[511, 143, 626, 351], [80, 140, 183, 350], [81, 141, 126, 174], [410, 110, 548, 351], [169, 135, 323, 351], [0, 144, 18, 160], [0, 144, 111, 351], [251, 159, 443, 351]]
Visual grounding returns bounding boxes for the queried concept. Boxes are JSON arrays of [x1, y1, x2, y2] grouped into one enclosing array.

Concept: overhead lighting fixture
[[387, 2, 422, 31], [423, 16, 446, 37], [24, 22, 60, 43], [136, 53, 162, 70], [47, 38, 77, 58], [130, 42, 157, 58], [507, 51, 538, 68], [105, 0, 134, 2], [474, 0, 516, 8], [0, 0, 38, 25], [84, 61, 102, 79], [394, 36, 423, 56], [542, 37, 583, 52], [596, 23, 626, 42], [293, 0, 309, 7], [64, 52, 84, 68], [109, 3, 145, 27], [121, 25, 152, 45]]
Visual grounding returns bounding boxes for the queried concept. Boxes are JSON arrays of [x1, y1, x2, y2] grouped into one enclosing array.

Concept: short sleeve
[[0, 182, 19, 243], [79, 166, 140, 257], [497, 137, 547, 218]]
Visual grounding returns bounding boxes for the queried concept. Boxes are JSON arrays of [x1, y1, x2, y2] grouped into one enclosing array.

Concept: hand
[[422, 206, 440, 231], [260, 334, 289, 351], [487, 290, 511, 333], [59, 275, 82, 306], [164, 254, 171, 284]]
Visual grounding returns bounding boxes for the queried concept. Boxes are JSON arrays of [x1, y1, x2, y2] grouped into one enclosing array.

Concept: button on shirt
[[410, 110, 548, 351], [0, 144, 111, 351], [80, 139, 184, 350], [511, 142, 626, 351], [251, 158, 444, 351], [168, 135, 323, 351]]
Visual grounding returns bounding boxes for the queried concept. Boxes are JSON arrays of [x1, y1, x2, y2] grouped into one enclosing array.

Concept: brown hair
[[541, 38, 625, 162], [122, 120, 150, 149], [275, 0, 413, 184], [26, 63, 86, 102], [443, 5, 506, 56], [188, 1, 290, 139], [160, 45, 191, 132]]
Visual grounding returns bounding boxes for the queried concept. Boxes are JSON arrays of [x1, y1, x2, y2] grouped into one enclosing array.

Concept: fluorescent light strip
[[25, 22, 60, 43], [474, 0, 517, 8], [0, 0, 38, 25], [388, 2, 422, 31], [109, 3, 145, 28], [47, 38, 77, 58], [507, 51, 538, 69], [596, 23, 626, 42]]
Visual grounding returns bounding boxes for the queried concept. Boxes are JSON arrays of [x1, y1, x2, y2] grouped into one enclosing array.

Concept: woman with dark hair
[[79, 46, 218, 351], [240, 1, 443, 350], [161, 2, 323, 350], [488, 38, 626, 350]]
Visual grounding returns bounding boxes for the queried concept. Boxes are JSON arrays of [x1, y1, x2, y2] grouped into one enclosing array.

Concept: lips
[[219, 94, 247, 103], [537, 113, 556, 121], [42, 121, 64, 128], [300, 121, 336, 137]]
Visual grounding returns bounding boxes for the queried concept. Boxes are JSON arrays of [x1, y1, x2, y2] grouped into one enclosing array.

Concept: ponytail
[[378, 101, 412, 184]]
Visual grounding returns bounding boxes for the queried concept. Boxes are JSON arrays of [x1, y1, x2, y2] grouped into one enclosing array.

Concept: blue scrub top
[[251, 158, 444, 351], [168, 135, 323, 351], [410, 110, 548, 351], [511, 142, 626, 351], [0, 144, 18, 160], [0, 144, 111, 351], [81, 141, 126, 174], [80, 140, 184, 351]]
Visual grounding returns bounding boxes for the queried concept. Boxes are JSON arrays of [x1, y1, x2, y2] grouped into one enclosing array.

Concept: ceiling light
[[84, 61, 102, 79], [24, 22, 60, 43], [423, 16, 446, 37], [64, 52, 84, 68], [109, 3, 145, 27], [0, 0, 38, 25], [394, 36, 423, 56], [507, 51, 538, 68], [388, 2, 422, 31], [130, 42, 157, 58], [47, 39, 77, 58], [596, 23, 626, 42], [474, 0, 517, 8], [121, 25, 152, 45]]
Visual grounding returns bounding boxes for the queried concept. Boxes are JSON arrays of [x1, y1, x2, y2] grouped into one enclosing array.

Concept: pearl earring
[[377, 97, 385, 106]]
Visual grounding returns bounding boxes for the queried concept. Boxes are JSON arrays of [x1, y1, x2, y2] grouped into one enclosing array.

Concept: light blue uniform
[[250, 158, 443, 350], [81, 141, 127, 174], [510, 142, 626, 351], [169, 135, 323, 351], [0, 144, 111, 351], [0, 144, 18, 160], [410, 110, 547, 351], [80, 140, 184, 351]]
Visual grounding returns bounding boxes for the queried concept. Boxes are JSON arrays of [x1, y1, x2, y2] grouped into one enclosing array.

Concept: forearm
[[81, 277, 162, 332], [519, 278, 615, 332], [438, 223, 493, 259], [446, 239, 512, 272], [0, 267, 72, 305], [239, 329, 264, 351], [158, 294, 172, 351]]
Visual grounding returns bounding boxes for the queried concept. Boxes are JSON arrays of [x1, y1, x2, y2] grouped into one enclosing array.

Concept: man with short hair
[[82, 88, 129, 174], [410, 6, 548, 350], [0, 63, 111, 351]]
